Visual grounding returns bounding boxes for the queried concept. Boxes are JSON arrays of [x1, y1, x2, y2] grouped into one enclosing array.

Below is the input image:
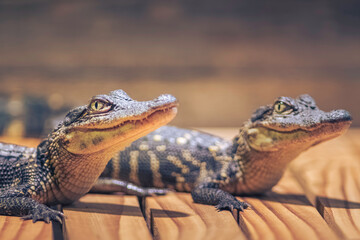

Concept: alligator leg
[[91, 178, 172, 196], [0, 196, 64, 223], [191, 183, 249, 211]]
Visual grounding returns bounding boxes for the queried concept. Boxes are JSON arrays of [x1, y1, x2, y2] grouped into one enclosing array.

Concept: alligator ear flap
[[63, 106, 87, 126], [251, 105, 272, 122]]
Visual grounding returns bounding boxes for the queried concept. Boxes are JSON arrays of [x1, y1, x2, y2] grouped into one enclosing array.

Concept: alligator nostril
[[327, 110, 352, 123], [154, 94, 177, 104], [154, 95, 165, 102], [339, 110, 352, 121]]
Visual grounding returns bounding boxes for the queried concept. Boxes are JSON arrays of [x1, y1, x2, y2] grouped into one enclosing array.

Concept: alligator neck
[[37, 138, 116, 204], [229, 124, 301, 194]]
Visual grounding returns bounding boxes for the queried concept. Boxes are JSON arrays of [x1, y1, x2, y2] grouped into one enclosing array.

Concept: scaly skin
[[0, 90, 178, 222], [94, 94, 352, 212]]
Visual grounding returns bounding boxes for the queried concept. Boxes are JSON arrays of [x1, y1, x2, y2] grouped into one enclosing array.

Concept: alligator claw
[[215, 199, 250, 212], [21, 207, 64, 224]]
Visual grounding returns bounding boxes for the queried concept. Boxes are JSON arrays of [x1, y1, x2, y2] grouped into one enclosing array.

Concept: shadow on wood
[[150, 209, 190, 218], [65, 201, 189, 218], [255, 192, 360, 209]]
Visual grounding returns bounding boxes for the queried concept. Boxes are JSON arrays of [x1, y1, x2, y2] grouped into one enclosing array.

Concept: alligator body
[[94, 94, 352, 211], [0, 90, 178, 222]]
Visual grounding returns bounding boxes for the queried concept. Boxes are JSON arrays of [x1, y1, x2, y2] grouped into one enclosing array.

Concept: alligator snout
[[323, 110, 352, 124]]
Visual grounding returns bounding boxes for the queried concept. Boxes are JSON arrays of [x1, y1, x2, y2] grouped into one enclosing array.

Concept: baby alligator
[[93, 94, 352, 211], [0, 90, 178, 222]]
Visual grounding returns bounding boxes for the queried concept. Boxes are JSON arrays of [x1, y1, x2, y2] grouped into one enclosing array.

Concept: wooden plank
[[289, 131, 360, 239], [63, 194, 152, 240], [236, 170, 338, 240], [346, 129, 360, 151], [145, 193, 245, 240], [0, 216, 53, 240]]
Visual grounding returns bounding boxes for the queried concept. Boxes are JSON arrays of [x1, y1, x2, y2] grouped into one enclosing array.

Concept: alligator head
[[39, 89, 178, 203], [246, 94, 351, 152], [234, 94, 351, 194]]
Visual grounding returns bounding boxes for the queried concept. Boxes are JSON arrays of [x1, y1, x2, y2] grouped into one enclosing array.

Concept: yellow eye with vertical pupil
[[274, 101, 291, 114], [90, 100, 111, 113]]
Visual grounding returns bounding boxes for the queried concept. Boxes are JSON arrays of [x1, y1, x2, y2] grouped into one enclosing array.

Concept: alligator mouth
[[130, 104, 178, 127], [260, 119, 352, 134], [88, 103, 178, 131], [116, 105, 178, 140], [256, 112, 352, 134], [247, 118, 352, 152], [63, 102, 178, 155], [71, 102, 178, 132]]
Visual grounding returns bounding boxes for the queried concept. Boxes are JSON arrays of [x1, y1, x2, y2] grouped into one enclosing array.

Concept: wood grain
[[145, 193, 245, 240], [346, 129, 360, 152], [0, 216, 53, 240], [63, 194, 152, 240], [236, 170, 338, 240], [289, 133, 360, 239]]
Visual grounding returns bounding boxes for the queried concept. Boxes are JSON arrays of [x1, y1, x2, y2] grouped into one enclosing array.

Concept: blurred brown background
[[0, 1, 359, 137]]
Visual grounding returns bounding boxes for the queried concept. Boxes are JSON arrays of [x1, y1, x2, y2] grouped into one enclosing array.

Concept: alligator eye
[[274, 101, 292, 114], [89, 100, 111, 113]]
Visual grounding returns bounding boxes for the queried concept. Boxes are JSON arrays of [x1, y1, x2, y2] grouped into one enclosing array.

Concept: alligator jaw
[[246, 110, 352, 152], [62, 104, 178, 155]]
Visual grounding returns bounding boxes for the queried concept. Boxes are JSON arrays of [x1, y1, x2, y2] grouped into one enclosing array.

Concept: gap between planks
[[236, 170, 338, 240]]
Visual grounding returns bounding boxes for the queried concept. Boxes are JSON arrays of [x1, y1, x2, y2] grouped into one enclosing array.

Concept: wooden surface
[[289, 129, 360, 239], [0, 128, 359, 240], [145, 193, 246, 240], [0, 217, 53, 240], [236, 171, 338, 240], [63, 194, 152, 240]]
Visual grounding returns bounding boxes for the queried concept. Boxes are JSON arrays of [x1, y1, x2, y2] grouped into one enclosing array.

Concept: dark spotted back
[[102, 126, 233, 191]]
